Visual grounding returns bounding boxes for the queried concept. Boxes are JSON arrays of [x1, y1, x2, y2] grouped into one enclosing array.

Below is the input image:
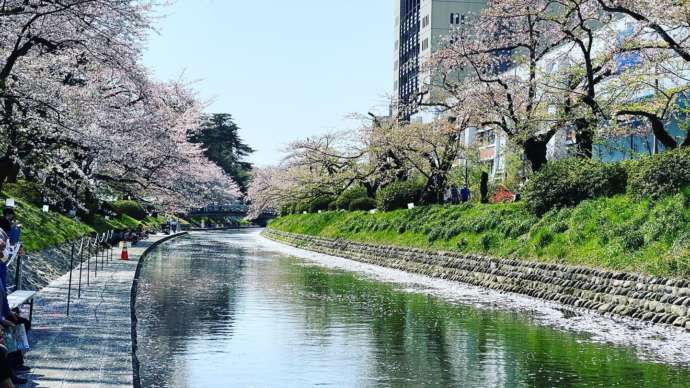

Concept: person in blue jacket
[[0, 226, 30, 385]]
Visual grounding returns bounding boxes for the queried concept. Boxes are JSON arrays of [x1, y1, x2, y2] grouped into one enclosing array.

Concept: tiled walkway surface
[[18, 234, 183, 387]]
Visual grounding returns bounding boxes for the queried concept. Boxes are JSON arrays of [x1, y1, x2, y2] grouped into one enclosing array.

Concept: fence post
[[87, 235, 92, 286], [78, 237, 84, 298], [109, 231, 113, 263], [67, 242, 74, 316], [94, 233, 98, 278]]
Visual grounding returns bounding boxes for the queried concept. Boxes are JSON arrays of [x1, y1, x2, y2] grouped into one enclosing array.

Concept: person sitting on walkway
[[0, 336, 14, 388], [0, 231, 30, 384]]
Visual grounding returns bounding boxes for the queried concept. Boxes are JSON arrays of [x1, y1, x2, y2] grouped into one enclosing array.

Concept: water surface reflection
[[134, 231, 690, 387]]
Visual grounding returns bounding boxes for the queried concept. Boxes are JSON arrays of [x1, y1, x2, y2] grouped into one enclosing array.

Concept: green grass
[[269, 193, 690, 277], [0, 181, 170, 252], [1, 196, 94, 252]]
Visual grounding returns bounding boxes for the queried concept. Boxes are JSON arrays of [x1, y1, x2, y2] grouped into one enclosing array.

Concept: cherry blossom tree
[[596, 0, 690, 62], [431, 0, 567, 171], [371, 116, 475, 203], [0, 1, 242, 212]]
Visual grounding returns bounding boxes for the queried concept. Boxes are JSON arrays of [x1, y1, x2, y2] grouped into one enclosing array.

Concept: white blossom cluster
[[0, 1, 241, 212]]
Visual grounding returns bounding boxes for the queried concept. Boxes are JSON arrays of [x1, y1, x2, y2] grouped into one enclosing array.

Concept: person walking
[[460, 186, 471, 203]]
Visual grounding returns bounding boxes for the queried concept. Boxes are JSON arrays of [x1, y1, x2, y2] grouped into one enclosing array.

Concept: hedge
[[524, 158, 627, 215], [110, 200, 147, 220], [626, 147, 690, 199], [376, 180, 423, 211], [349, 197, 377, 211], [336, 187, 369, 210]]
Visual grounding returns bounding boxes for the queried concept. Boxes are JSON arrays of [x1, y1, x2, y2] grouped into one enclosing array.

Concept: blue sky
[[143, 0, 393, 166]]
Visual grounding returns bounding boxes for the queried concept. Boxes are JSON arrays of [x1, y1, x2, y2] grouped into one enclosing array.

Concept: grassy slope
[[269, 193, 690, 277], [1, 183, 167, 252]]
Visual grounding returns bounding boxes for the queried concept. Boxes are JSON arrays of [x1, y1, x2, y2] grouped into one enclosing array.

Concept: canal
[[134, 231, 690, 387]]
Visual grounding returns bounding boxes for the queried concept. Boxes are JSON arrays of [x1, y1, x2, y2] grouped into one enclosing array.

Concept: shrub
[[626, 147, 690, 199], [309, 196, 334, 213], [336, 186, 369, 210], [348, 197, 377, 211], [376, 180, 423, 211], [524, 158, 627, 215], [328, 201, 338, 211], [294, 201, 310, 214], [280, 203, 296, 216], [110, 200, 147, 220]]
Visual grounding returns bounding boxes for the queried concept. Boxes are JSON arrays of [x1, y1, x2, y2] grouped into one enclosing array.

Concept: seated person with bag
[[0, 230, 29, 385]]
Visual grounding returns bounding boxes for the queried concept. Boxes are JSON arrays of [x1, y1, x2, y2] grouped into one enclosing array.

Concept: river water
[[134, 231, 690, 387]]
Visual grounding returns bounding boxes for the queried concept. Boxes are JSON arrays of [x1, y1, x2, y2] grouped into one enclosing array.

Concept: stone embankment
[[263, 229, 690, 331], [9, 241, 77, 291]]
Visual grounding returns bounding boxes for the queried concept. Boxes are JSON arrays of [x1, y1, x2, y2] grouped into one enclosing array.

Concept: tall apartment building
[[393, 0, 487, 121]]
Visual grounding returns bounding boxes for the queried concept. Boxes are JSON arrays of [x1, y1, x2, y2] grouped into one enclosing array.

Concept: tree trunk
[[422, 172, 448, 205], [0, 156, 19, 191], [575, 119, 593, 158], [523, 137, 549, 172]]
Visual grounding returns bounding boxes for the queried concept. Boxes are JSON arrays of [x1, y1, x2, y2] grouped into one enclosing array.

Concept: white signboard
[[5, 199, 15, 208], [407, 203, 415, 209], [42, 205, 49, 213]]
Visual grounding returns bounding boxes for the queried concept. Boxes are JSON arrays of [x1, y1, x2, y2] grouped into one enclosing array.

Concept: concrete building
[[393, 0, 487, 121]]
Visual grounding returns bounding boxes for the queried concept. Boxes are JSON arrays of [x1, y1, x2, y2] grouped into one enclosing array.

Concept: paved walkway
[[18, 233, 184, 388]]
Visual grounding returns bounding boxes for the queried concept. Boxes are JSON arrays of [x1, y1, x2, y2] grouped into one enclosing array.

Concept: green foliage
[[269, 194, 690, 277], [309, 196, 334, 213], [3, 182, 42, 206], [188, 113, 254, 193], [626, 147, 690, 199], [335, 186, 369, 210], [349, 197, 377, 211], [524, 158, 627, 215], [376, 180, 423, 211], [110, 200, 147, 220], [4, 197, 94, 252]]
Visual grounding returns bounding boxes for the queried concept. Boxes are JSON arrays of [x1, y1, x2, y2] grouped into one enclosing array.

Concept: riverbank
[[269, 195, 690, 278], [263, 228, 690, 332], [22, 232, 185, 387]]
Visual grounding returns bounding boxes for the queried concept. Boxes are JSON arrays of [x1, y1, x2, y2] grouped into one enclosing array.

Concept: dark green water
[[134, 231, 690, 387]]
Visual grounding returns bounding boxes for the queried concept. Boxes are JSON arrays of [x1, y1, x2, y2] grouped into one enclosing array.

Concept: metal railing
[[65, 230, 117, 316]]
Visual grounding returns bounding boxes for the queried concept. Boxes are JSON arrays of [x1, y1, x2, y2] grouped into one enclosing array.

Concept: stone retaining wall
[[263, 228, 690, 331], [9, 241, 76, 291]]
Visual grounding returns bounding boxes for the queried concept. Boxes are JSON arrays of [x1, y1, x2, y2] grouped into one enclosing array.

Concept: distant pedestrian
[[460, 186, 471, 203], [450, 185, 460, 205]]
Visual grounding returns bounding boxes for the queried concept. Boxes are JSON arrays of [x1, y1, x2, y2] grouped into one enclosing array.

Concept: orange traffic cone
[[120, 241, 129, 261]]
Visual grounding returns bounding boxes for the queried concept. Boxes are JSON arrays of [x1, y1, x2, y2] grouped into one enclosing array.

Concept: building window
[[422, 38, 429, 51], [422, 15, 430, 28], [450, 13, 464, 25]]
